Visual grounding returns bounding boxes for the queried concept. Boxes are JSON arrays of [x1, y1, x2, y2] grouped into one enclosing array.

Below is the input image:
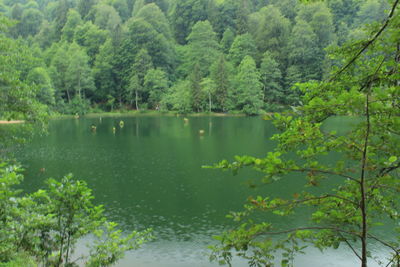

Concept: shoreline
[[51, 110, 252, 119], [0, 120, 25, 124]]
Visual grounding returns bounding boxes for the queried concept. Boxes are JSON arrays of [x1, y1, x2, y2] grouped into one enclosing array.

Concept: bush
[[0, 163, 152, 267]]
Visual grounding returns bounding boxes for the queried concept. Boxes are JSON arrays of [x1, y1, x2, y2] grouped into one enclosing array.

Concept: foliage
[[210, 1, 400, 266], [0, 0, 389, 115], [0, 163, 153, 267], [229, 56, 263, 115]]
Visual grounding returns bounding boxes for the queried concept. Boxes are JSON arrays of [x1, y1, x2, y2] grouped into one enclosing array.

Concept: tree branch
[[287, 168, 360, 183], [330, 0, 400, 81], [254, 226, 361, 239], [339, 232, 362, 260], [368, 234, 400, 253]]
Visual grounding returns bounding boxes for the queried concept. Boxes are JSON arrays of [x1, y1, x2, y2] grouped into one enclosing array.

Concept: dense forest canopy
[[0, 0, 390, 116]]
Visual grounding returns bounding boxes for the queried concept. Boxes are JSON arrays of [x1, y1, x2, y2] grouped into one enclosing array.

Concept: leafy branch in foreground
[[0, 163, 153, 266], [209, 1, 400, 267]]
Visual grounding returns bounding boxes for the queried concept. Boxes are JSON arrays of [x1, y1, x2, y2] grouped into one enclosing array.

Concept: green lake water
[[15, 116, 386, 267]]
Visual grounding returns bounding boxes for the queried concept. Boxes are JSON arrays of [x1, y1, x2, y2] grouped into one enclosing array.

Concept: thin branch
[[255, 226, 361, 239], [254, 194, 359, 211], [339, 232, 362, 260], [330, 0, 400, 81], [368, 234, 400, 253], [287, 168, 360, 183]]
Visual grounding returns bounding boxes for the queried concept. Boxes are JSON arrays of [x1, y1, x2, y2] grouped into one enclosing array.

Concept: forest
[[0, 0, 390, 116], [1, 0, 400, 267]]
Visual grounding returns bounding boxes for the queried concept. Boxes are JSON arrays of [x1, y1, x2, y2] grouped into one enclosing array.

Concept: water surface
[[15, 116, 386, 266]]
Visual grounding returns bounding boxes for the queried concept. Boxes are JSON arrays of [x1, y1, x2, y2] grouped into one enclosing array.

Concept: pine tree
[[231, 56, 263, 115], [259, 51, 283, 105], [210, 55, 232, 112], [189, 63, 203, 112]]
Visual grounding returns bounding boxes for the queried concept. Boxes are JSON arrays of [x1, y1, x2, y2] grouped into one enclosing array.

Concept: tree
[[54, 0, 70, 40], [229, 56, 263, 115], [19, 8, 44, 37], [27, 67, 55, 106], [210, 54, 232, 112], [228, 33, 257, 66], [61, 9, 82, 42], [259, 51, 283, 105], [136, 3, 173, 40], [93, 39, 117, 103], [288, 19, 322, 82], [185, 20, 220, 77], [128, 48, 153, 109], [252, 5, 290, 68], [65, 43, 95, 101], [189, 63, 204, 112], [169, 0, 208, 44], [354, 0, 389, 27], [297, 2, 336, 49], [93, 3, 122, 31], [74, 21, 108, 65], [78, 0, 97, 19], [201, 78, 216, 113], [210, 2, 400, 266], [0, 15, 46, 123], [144, 68, 169, 109], [220, 27, 235, 53], [49, 42, 71, 102], [161, 80, 191, 113]]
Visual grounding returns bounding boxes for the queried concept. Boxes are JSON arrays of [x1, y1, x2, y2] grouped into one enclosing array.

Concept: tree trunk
[[66, 89, 71, 103], [360, 89, 371, 267], [135, 90, 139, 110], [209, 92, 212, 113]]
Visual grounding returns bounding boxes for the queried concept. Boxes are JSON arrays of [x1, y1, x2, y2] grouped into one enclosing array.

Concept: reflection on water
[[16, 116, 386, 267]]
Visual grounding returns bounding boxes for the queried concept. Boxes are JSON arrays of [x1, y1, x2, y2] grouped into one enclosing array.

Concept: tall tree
[[20, 8, 43, 37], [27, 67, 55, 106], [230, 56, 263, 115], [128, 48, 153, 107], [169, 0, 208, 44], [144, 68, 169, 109], [189, 63, 203, 112], [74, 21, 108, 65], [61, 9, 82, 42], [136, 3, 172, 40], [185, 20, 220, 77], [78, 0, 97, 19], [259, 51, 283, 105], [252, 5, 290, 68], [65, 43, 95, 100], [228, 33, 257, 66], [297, 2, 336, 48], [220, 27, 235, 54], [93, 39, 117, 102], [210, 54, 232, 112], [288, 19, 322, 82]]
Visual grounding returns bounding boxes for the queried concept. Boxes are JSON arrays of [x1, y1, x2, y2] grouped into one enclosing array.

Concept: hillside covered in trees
[[0, 0, 390, 115]]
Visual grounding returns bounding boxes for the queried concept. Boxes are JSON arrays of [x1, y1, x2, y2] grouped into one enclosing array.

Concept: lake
[[15, 115, 386, 267]]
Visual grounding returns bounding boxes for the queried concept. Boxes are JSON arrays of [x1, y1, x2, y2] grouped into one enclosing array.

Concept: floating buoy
[[199, 129, 205, 135], [119, 120, 124, 128], [112, 127, 116, 133], [183, 118, 189, 123], [91, 125, 97, 132], [39, 168, 46, 173], [74, 113, 79, 119]]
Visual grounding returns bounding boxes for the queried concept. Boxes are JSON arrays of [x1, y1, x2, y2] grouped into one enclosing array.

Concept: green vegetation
[[1, 0, 399, 266], [0, 165, 152, 266], [210, 0, 400, 266], [0, 0, 390, 116]]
